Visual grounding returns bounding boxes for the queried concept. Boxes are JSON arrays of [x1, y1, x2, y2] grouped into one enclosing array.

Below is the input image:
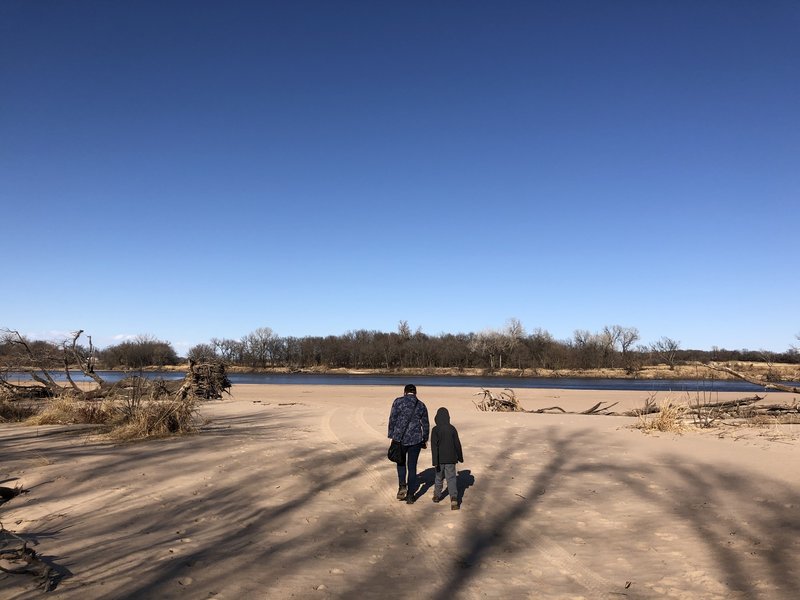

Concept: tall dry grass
[[25, 382, 198, 440], [109, 397, 197, 440], [28, 394, 113, 426], [0, 399, 40, 422], [634, 397, 686, 433]]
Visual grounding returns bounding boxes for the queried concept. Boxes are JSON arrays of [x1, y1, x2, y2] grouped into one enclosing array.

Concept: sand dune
[[2, 384, 799, 598]]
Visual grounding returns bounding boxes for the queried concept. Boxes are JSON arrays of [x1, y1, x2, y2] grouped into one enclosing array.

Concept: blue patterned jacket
[[387, 393, 430, 446]]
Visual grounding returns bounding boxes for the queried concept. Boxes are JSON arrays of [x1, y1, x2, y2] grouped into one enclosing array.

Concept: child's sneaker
[[450, 498, 460, 510], [396, 484, 407, 501]]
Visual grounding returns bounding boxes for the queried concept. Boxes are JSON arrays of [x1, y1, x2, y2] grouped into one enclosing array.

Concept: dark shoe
[[432, 493, 442, 503], [406, 492, 416, 504], [396, 484, 407, 501], [451, 498, 460, 510]]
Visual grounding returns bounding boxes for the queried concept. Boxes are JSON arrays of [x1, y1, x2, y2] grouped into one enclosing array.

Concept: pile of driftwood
[[473, 388, 523, 412], [684, 394, 799, 425], [474, 388, 620, 415], [474, 387, 799, 424], [175, 360, 232, 400], [1, 486, 55, 592]]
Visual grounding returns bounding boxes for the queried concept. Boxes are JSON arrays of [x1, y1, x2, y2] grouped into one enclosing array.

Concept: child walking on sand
[[430, 407, 464, 510]]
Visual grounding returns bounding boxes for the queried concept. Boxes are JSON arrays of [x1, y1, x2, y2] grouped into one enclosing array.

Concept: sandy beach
[[2, 384, 799, 599]]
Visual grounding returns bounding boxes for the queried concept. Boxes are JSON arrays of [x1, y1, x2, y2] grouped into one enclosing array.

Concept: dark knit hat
[[404, 384, 417, 394]]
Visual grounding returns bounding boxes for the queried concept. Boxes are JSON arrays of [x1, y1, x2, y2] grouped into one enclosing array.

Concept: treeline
[[184, 322, 799, 372], [0, 334, 179, 370], [2, 323, 798, 373]]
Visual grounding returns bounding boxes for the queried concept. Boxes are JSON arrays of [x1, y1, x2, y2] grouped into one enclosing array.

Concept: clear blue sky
[[2, 1, 798, 353]]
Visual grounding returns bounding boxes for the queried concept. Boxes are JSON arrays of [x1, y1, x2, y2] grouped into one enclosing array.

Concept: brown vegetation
[[1, 329, 231, 440]]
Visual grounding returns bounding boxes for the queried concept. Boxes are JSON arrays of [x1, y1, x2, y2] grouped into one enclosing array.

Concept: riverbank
[[2, 384, 798, 598]]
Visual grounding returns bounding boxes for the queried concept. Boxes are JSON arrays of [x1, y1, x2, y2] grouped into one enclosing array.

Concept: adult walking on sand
[[388, 384, 430, 504]]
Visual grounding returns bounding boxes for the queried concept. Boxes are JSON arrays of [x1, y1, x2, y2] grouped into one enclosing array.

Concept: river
[[4, 370, 792, 393]]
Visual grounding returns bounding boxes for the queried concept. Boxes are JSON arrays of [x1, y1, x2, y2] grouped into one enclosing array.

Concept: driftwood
[[531, 401, 620, 415], [695, 362, 800, 394], [0, 485, 28, 507], [474, 386, 798, 424], [1, 327, 231, 405], [0, 526, 55, 592], [175, 360, 232, 400], [473, 388, 523, 412], [1, 329, 114, 400], [474, 389, 621, 415], [1, 485, 56, 591], [688, 395, 763, 411]]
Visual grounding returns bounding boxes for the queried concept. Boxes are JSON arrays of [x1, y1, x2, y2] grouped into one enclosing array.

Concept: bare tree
[[242, 327, 278, 368], [188, 343, 217, 363], [606, 325, 641, 372], [618, 327, 640, 358], [397, 320, 412, 340], [211, 337, 243, 363], [470, 329, 506, 370], [504, 318, 526, 369], [651, 336, 681, 370], [599, 327, 619, 368], [572, 329, 605, 369]]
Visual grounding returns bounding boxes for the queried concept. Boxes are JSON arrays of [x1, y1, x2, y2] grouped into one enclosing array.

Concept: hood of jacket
[[434, 407, 451, 428]]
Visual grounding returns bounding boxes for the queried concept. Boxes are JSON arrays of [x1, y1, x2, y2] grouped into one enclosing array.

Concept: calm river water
[[5, 371, 792, 393]]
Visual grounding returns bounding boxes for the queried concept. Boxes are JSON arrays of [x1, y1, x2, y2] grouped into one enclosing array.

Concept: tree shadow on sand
[[4, 412, 800, 599], [339, 425, 800, 599]]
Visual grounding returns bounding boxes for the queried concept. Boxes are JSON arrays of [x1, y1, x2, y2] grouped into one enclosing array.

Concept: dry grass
[[749, 414, 800, 425], [27, 395, 113, 426], [634, 398, 687, 433], [24, 388, 198, 440], [686, 389, 722, 428], [109, 397, 197, 440], [0, 399, 40, 422]]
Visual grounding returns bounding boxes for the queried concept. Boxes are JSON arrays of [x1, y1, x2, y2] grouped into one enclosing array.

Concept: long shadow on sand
[[412, 468, 475, 504], [337, 425, 800, 599], [4, 411, 800, 599]]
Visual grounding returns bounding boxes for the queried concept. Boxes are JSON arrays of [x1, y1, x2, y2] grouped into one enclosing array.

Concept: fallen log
[[0, 485, 28, 507], [530, 402, 620, 415], [691, 395, 763, 408], [695, 362, 800, 394], [0, 527, 55, 591], [582, 401, 619, 415]]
